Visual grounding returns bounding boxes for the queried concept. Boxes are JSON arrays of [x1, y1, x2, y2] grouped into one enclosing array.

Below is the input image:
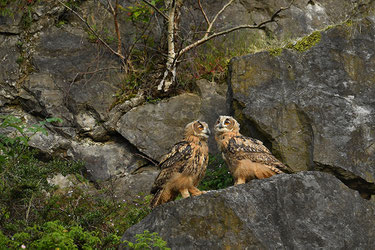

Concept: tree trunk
[[157, 0, 178, 92]]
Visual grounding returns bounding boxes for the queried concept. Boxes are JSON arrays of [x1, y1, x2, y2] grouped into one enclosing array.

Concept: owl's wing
[[151, 141, 192, 194], [227, 136, 293, 174]]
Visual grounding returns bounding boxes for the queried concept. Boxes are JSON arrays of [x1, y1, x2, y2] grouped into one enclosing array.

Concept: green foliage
[[286, 31, 322, 52], [0, 116, 81, 231], [86, 24, 115, 44], [123, 0, 164, 23], [0, 115, 153, 248], [199, 154, 233, 191], [182, 32, 294, 84], [125, 230, 170, 250], [56, 20, 66, 28], [188, 40, 231, 83], [1, 221, 101, 249], [66, 0, 83, 9]]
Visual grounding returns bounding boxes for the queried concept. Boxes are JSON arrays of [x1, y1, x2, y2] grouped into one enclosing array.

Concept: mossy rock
[[287, 31, 322, 52]]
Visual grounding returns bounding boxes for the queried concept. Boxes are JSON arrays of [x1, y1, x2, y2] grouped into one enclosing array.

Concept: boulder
[[117, 93, 202, 161], [67, 139, 146, 181], [228, 17, 375, 191], [117, 80, 227, 161], [122, 171, 375, 249]]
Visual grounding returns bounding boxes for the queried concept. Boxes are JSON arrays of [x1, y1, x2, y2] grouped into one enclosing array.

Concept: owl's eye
[[197, 123, 204, 130], [215, 120, 220, 124], [224, 119, 230, 125]]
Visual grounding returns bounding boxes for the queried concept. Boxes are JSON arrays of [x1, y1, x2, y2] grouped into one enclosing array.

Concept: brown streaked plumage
[[214, 115, 292, 185], [150, 120, 210, 208]]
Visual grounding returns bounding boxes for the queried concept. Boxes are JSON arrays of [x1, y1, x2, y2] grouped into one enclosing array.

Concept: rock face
[[229, 17, 375, 196], [122, 172, 375, 249]]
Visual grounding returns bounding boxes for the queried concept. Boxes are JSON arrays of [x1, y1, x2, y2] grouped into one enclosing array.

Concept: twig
[[141, 0, 168, 20], [205, 0, 235, 38], [57, 0, 126, 65], [125, 14, 154, 65], [135, 153, 159, 166], [197, 0, 209, 26], [25, 191, 35, 223], [107, 0, 123, 56], [178, 0, 294, 57]]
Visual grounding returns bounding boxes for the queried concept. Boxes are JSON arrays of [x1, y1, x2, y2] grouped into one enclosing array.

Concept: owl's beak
[[215, 124, 223, 131], [206, 128, 211, 136]]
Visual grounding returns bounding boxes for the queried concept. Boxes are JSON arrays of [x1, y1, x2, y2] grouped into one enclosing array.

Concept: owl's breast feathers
[[151, 140, 208, 194], [224, 135, 292, 174]]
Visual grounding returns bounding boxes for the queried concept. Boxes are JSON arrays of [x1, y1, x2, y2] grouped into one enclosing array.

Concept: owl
[[214, 115, 292, 185], [150, 120, 210, 208]]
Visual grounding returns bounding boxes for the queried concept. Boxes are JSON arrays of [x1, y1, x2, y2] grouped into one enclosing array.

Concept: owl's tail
[[150, 189, 163, 209]]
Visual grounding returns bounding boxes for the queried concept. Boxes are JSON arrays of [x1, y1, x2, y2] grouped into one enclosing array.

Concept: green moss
[[287, 31, 322, 52], [55, 20, 66, 28], [268, 48, 283, 56], [16, 56, 24, 65], [345, 19, 353, 27]]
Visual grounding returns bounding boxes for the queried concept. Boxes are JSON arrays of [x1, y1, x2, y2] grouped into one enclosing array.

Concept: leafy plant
[[199, 154, 233, 191], [125, 230, 170, 250], [1, 220, 101, 249], [0, 116, 79, 231], [123, 0, 164, 23], [0, 115, 153, 248]]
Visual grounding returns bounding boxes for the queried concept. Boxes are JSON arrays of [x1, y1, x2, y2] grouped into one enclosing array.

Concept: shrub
[[125, 230, 170, 250], [0, 116, 153, 248], [199, 154, 233, 191]]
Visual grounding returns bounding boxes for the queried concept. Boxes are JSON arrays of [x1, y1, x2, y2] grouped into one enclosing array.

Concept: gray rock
[[122, 171, 375, 249], [68, 139, 146, 181], [24, 26, 122, 124], [196, 79, 228, 154], [180, 0, 372, 51], [21, 73, 74, 123], [111, 167, 159, 200], [0, 35, 20, 87], [116, 82, 228, 161], [117, 93, 202, 161], [0, 4, 23, 34], [238, 0, 368, 38], [229, 18, 375, 188]]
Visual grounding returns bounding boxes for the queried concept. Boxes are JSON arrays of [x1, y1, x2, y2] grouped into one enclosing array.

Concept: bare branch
[[179, 0, 293, 57], [135, 153, 159, 167], [107, 0, 123, 56], [198, 0, 209, 26], [205, 0, 235, 38], [142, 0, 169, 20], [57, 0, 125, 63], [257, 0, 294, 27]]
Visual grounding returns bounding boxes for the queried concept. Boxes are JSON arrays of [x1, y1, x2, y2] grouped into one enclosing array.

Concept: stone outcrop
[[116, 79, 227, 160], [122, 172, 375, 249], [229, 17, 375, 196]]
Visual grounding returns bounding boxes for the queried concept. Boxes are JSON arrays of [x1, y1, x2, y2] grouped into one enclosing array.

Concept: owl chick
[[214, 115, 292, 185], [150, 120, 210, 208]]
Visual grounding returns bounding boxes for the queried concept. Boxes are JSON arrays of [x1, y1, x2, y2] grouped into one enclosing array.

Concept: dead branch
[[57, 0, 127, 69], [204, 0, 234, 38], [179, 0, 294, 57], [135, 153, 159, 167], [197, 0, 209, 26], [141, 0, 168, 20], [107, 0, 122, 56]]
